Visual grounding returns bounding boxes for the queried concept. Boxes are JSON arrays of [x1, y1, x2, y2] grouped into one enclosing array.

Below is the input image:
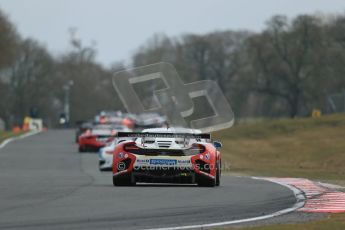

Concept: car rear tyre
[[79, 146, 86, 153], [216, 161, 221, 186], [197, 175, 216, 187], [113, 174, 135, 186]]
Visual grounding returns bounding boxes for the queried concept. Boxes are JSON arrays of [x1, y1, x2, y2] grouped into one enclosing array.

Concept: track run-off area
[[0, 130, 343, 230]]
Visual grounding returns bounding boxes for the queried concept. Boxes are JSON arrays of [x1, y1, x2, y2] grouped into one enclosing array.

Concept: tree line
[[1, 8, 345, 128], [0, 9, 123, 128]]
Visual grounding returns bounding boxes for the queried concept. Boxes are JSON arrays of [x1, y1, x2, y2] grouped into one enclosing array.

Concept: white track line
[[145, 177, 306, 230], [0, 131, 40, 149]]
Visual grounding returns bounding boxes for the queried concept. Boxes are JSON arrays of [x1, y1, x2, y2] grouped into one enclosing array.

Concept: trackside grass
[[213, 113, 345, 230], [227, 213, 345, 230], [214, 113, 345, 182], [0, 131, 25, 145]]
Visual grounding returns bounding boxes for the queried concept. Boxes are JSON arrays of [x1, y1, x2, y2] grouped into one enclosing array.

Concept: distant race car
[[75, 121, 93, 143], [132, 113, 167, 130], [112, 128, 222, 187], [78, 124, 131, 152], [98, 136, 131, 171], [95, 111, 135, 129]]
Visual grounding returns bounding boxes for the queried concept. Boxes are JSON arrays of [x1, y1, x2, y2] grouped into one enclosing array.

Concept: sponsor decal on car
[[136, 159, 150, 163], [150, 159, 177, 165], [177, 160, 191, 164], [205, 153, 210, 160]]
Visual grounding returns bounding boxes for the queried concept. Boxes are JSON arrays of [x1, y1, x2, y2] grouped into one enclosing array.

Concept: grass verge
[[235, 213, 345, 230], [0, 131, 25, 145], [213, 113, 345, 229]]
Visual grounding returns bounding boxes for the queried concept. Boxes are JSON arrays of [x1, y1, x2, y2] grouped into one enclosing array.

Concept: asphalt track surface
[[0, 130, 297, 230]]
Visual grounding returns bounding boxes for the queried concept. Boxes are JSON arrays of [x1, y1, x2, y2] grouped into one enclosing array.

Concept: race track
[[0, 130, 297, 230]]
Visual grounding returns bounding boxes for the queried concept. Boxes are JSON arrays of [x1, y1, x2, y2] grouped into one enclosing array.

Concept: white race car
[[98, 136, 133, 171], [98, 126, 132, 171]]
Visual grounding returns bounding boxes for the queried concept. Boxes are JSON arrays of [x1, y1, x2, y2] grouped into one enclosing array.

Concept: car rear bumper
[[113, 168, 214, 184], [134, 169, 196, 183]]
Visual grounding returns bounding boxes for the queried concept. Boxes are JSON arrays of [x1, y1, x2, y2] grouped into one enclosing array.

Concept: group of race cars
[[76, 111, 223, 187]]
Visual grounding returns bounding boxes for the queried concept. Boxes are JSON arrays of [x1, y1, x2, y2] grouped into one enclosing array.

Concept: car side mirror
[[213, 141, 222, 149]]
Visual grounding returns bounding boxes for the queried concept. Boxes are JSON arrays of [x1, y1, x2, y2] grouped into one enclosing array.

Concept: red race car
[[112, 128, 222, 187], [78, 124, 131, 152]]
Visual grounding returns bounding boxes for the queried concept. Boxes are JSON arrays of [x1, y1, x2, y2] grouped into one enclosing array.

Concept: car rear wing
[[116, 132, 211, 140]]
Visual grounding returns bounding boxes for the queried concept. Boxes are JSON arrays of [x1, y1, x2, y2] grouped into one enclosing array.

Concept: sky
[[1, 0, 345, 67]]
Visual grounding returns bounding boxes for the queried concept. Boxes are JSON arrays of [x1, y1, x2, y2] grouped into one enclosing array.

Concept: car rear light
[[190, 144, 206, 154], [124, 143, 139, 152], [106, 137, 114, 143], [106, 151, 114, 155], [85, 129, 92, 135], [99, 116, 107, 124]]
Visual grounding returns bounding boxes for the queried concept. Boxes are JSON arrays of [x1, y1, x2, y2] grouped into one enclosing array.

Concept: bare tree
[[8, 39, 56, 125], [132, 33, 177, 67], [56, 33, 123, 124], [0, 9, 18, 69], [246, 15, 328, 117]]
